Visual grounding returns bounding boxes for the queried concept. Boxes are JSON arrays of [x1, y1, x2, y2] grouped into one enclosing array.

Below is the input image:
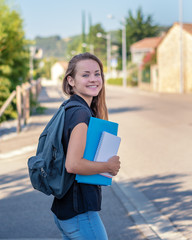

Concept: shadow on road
[[0, 166, 143, 239], [108, 106, 145, 114], [132, 174, 192, 237], [0, 168, 191, 239], [0, 167, 59, 238]]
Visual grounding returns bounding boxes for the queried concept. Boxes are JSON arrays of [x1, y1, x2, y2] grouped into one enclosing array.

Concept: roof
[[174, 22, 192, 35], [130, 37, 163, 50], [58, 61, 68, 69]]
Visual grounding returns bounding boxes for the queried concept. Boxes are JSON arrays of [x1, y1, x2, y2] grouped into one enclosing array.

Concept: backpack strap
[[62, 100, 93, 117]]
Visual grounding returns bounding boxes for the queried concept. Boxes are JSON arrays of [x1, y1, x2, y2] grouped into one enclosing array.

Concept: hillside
[[34, 26, 170, 59], [35, 35, 68, 59]]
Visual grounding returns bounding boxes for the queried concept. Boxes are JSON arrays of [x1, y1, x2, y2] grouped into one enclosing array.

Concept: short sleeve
[[68, 107, 91, 134]]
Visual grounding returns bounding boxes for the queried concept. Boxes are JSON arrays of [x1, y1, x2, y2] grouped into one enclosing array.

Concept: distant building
[[130, 37, 162, 66], [51, 61, 68, 84], [157, 22, 192, 93]]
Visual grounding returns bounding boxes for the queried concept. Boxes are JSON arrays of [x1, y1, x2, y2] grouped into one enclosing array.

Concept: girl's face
[[67, 59, 103, 106]]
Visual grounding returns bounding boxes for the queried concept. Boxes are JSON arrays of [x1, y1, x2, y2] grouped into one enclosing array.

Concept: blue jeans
[[53, 211, 108, 240]]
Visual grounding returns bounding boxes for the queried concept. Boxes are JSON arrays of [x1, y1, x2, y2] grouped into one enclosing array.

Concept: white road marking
[[0, 145, 37, 160]]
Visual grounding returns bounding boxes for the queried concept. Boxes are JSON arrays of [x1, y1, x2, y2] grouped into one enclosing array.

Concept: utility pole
[[29, 46, 35, 83], [122, 19, 127, 87], [88, 13, 94, 54], [82, 10, 86, 52], [107, 33, 111, 78], [179, 0, 184, 93], [107, 15, 127, 87], [96, 32, 111, 78]]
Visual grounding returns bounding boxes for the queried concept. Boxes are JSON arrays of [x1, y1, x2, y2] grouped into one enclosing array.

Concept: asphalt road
[[0, 84, 192, 239], [106, 85, 192, 239], [0, 85, 146, 240]]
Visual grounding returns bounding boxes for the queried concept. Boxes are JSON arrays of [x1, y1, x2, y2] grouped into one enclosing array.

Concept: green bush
[[107, 78, 123, 86], [107, 76, 138, 86]]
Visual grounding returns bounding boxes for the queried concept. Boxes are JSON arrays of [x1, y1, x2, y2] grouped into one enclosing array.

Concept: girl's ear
[[67, 76, 75, 87]]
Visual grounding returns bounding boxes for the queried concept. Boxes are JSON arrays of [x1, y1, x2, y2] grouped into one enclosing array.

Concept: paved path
[[0, 85, 145, 240], [0, 84, 191, 239]]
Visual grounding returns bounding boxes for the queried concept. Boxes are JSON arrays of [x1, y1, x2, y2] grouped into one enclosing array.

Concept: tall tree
[[0, 0, 29, 122], [88, 23, 106, 66], [82, 10, 86, 52], [120, 7, 159, 60], [66, 23, 106, 67]]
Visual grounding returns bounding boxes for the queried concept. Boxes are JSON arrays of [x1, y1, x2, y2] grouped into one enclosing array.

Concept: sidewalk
[[0, 84, 188, 240]]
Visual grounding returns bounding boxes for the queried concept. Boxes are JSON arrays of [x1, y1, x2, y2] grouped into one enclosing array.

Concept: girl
[[51, 52, 120, 240]]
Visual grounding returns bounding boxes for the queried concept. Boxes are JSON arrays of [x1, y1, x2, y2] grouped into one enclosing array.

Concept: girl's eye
[[95, 73, 101, 76], [82, 74, 89, 77]]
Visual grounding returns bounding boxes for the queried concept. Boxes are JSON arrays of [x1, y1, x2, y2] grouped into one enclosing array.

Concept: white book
[[94, 131, 121, 178]]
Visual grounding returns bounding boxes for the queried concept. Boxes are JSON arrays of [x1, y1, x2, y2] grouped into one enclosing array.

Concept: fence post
[[16, 86, 22, 133], [22, 83, 27, 125], [26, 83, 30, 121], [138, 66, 142, 87], [36, 80, 39, 96], [37, 79, 41, 94], [31, 80, 37, 102]]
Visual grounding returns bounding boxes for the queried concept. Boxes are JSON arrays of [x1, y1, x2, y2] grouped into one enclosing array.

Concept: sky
[[8, 0, 192, 40]]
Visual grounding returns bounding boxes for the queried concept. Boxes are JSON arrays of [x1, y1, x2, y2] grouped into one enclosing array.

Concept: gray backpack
[[28, 100, 91, 199]]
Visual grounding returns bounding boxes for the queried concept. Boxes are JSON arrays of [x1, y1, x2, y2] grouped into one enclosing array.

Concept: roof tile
[[131, 37, 163, 49]]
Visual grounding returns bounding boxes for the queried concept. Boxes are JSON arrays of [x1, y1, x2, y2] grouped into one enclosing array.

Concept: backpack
[[27, 100, 91, 199]]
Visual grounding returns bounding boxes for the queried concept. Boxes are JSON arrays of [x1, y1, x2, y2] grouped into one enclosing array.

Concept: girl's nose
[[89, 75, 96, 82]]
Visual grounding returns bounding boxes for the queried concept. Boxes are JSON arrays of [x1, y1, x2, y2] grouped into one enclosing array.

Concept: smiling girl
[[51, 52, 120, 240]]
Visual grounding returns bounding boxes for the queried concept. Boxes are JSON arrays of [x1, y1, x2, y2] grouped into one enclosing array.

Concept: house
[[51, 61, 68, 84], [130, 37, 162, 66], [157, 22, 192, 93]]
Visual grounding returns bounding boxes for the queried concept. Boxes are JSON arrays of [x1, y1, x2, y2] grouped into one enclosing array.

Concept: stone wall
[[157, 24, 192, 93], [184, 32, 192, 92], [157, 25, 181, 93]]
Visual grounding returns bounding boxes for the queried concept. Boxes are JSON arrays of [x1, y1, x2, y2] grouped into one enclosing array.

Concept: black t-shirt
[[51, 94, 102, 220]]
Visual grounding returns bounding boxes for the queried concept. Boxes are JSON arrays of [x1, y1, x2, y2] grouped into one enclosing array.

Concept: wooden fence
[[0, 79, 41, 133]]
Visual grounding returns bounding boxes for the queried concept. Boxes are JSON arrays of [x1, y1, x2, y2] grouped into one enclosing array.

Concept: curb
[[112, 174, 187, 240]]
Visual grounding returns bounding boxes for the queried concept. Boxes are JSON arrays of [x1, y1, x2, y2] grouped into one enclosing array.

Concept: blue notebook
[[75, 117, 119, 185]]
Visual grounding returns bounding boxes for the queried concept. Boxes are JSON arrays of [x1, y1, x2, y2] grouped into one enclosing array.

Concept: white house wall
[[51, 63, 65, 83]]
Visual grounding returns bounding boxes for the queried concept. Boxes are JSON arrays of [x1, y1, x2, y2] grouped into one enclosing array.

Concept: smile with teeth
[[87, 85, 97, 88]]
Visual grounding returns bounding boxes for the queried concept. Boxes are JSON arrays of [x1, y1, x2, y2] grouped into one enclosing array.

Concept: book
[[94, 131, 121, 178], [75, 117, 119, 185]]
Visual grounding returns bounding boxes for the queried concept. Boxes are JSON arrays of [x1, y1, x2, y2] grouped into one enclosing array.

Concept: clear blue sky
[[9, 0, 192, 39]]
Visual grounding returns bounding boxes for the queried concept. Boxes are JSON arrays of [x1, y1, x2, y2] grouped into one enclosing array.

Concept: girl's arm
[[65, 122, 120, 176]]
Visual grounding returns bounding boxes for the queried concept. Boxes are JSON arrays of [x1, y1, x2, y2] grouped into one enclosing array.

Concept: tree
[[122, 7, 159, 59], [66, 23, 107, 69], [88, 23, 106, 66], [34, 57, 57, 80], [0, 0, 29, 122]]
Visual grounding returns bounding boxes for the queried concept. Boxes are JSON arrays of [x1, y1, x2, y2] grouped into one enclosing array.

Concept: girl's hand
[[107, 156, 121, 176], [66, 122, 121, 176]]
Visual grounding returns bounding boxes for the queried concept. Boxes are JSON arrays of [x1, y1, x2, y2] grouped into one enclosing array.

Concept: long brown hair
[[62, 52, 108, 120]]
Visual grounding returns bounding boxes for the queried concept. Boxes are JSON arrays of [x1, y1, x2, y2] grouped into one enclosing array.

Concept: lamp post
[[29, 46, 36, 83], [122, 18, 127, 88], [96, 32, 111, 78], [107, 15, 127, 87], [89, 44, 94, 54]]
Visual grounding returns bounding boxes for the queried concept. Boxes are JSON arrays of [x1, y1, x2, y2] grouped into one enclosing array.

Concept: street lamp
[[89, 44, 94, 54], [96, 32, 111, 78], [122, 18, 127, 88], [29, 46, 36, 83], [107, 15, 127, 87]]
